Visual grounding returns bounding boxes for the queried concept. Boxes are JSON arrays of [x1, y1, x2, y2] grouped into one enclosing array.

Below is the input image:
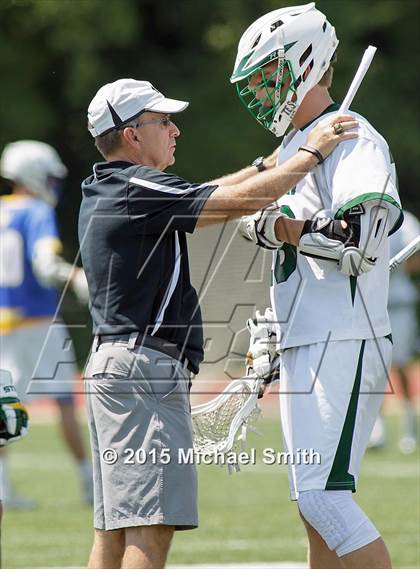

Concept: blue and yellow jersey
[[0, 195, 61, 332]]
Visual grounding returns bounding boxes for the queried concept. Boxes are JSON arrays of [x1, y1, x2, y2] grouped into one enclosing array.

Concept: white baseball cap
[[87, 78, 189, 137]]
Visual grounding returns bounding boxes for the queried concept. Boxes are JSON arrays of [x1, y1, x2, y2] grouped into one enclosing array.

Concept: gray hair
[[92, 119, 138, 159]]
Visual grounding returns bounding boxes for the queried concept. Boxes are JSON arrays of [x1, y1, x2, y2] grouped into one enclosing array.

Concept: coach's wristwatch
[[251, 156, 267, 172]]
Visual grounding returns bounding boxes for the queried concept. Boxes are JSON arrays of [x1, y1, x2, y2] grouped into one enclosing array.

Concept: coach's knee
[[93, 528, 125, 558], [125, 524, 174, 557], [297, 490, 380, 557]]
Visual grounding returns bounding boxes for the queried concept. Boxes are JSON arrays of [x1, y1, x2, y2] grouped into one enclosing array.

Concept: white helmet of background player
[[0, 140, 68, 207], [230, 3, 338, 136]]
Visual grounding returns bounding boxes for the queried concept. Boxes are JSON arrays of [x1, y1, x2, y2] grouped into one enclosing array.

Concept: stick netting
[[192, 381, 260, 453]]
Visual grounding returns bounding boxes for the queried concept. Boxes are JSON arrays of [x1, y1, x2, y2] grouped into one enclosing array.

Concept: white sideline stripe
[[151, 231, 181, 336]]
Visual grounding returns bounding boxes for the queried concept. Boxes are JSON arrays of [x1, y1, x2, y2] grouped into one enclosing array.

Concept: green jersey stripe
[[325, 339, 366, 492]]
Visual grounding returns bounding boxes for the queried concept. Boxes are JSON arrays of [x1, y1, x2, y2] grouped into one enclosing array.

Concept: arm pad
[[299, 201, 391, 276]]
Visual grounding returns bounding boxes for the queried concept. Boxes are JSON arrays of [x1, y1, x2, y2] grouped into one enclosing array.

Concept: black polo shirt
[[79, 161, 217, 373]]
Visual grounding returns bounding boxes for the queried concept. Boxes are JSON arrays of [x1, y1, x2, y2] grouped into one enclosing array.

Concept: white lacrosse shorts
[[0, 321, 78, 402], [279, 337, 392, 500]]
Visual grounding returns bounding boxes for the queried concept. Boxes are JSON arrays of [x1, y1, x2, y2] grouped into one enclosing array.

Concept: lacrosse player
[[232, 4, 402, 568], [0, 368, 29, 523], [389, 211, 419, 453], [81, 78, 355, 569], [0, 141, 93, 507], [369, 210, 420, 452]]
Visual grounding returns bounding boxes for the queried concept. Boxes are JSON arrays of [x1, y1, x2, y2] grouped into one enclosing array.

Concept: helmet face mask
[[236, 59, 298, 132], [230, 3, 338, 137]]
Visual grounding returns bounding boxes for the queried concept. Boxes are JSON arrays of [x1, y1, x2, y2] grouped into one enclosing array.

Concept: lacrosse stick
[[191, 375, 264, 458], [192, 307, 281, 472], [389, 235, 420, 272], [191, 357, 280, 473], [338, 46, 377, 113]]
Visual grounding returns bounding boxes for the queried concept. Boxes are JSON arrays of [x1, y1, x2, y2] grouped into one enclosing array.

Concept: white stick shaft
[[389, 235, 420, 272], [339, 46, 377, 113]]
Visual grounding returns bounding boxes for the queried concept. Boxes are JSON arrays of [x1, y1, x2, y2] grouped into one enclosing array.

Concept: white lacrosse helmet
[[0, 140, 68, 207], [230, 3, 338, 136]]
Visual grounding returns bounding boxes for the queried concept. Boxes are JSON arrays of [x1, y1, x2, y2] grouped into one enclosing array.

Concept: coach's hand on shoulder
[[305, 114, 358, 162], [198, 115, 358, 229], [0, 380, 29, 447]]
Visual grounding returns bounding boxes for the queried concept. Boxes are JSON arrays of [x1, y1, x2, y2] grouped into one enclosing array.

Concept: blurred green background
[[1, 0, 419, 365]]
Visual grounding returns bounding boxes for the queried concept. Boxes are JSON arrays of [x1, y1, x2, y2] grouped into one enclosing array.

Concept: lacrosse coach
[[79, 78, 357, 568]]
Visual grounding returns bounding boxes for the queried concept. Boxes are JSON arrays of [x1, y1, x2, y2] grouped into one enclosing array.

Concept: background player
[[232, 4, 402, 568], [369, 210, 419, 452], [0, 368, 29, 525], [0, 140, 92, 508]]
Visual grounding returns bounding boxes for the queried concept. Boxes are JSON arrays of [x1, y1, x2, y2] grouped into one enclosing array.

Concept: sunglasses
[[136, 116, 173, 128]]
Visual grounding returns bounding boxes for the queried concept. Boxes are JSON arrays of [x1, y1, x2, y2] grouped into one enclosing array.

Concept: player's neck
[[292, 86, 334, 130]]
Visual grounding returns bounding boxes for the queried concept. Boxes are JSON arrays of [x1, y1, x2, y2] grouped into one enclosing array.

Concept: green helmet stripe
[[231, 40, 297, 82], [231, 52, 277, 82], [284, 41, 297, 52]]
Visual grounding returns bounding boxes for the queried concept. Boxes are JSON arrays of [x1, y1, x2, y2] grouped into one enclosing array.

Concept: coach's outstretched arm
[[208, 147, 279, 186], [197, 114, 357, 226]]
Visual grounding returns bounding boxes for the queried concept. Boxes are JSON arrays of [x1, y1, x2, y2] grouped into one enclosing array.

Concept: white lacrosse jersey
[[271, 107, 402, 349]]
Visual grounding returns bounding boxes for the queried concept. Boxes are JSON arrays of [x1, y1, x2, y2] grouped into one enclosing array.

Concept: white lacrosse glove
[[0, 379, 29, 446], [71, 268, 90, 304], [246, 308, 279, 379], [239, 205, 285, 250]]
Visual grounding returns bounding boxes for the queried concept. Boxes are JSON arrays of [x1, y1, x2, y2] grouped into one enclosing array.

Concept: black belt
[[92, 332, 190, 369]]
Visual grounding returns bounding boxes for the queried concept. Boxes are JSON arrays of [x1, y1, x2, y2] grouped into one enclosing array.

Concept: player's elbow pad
[[298, 202, 391, 277]]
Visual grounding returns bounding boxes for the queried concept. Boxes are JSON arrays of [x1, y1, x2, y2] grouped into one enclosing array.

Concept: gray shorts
[[84, 342, 198, 531]]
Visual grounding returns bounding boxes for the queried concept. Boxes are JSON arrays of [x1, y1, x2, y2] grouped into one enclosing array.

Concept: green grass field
[[2, 416, 419, 568]]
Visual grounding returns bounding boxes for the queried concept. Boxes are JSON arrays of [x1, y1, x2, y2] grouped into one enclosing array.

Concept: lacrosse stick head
[[191, 377, 263, 455]]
